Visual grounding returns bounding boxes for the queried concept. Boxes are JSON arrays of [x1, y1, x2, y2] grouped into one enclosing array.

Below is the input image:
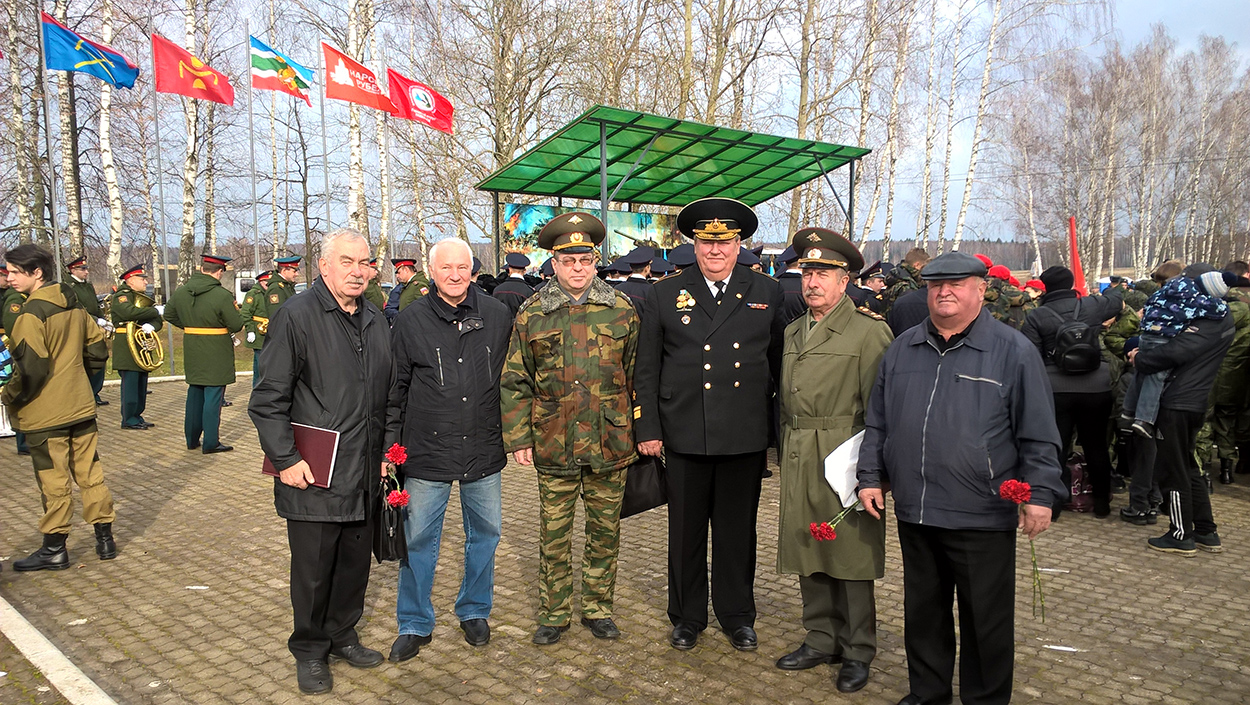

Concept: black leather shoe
[[726, 625, 758, 651], [221, 400, 233, 407], [775, 643, 838, 670], [95, 398, 109, 406], [461, 619, 490, 646], [1119, 507, 1151, 525], [202, 444, 234, 454], [187, 441, 201, 450], [13, 534, 70, 572], [388, 634, 430, 663], [836, 659, 870, 693], [532, 624, 569, 645], [670, 623, 699, 650], [896, 696, 924, 705], [328, 643, 383, 668], [580, 617, 620, 639], [94, 523, 117, 560], [120, 423, 149, 431], [295, 659, 332, 695], [142, 421, 156, 428]]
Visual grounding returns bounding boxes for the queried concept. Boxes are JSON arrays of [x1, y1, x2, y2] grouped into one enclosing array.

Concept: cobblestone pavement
[[1, 382, 1249, 704], [0, 630, 71, 705]]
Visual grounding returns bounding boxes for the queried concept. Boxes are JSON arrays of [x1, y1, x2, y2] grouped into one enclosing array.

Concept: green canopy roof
[[475, 105, 870, 208]]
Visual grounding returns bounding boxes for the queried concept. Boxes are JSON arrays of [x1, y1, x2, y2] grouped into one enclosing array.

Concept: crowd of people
[[1, 197, 1247, 702]]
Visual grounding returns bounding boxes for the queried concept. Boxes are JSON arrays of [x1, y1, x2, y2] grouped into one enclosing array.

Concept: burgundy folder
[[262, 423, 341, 489]]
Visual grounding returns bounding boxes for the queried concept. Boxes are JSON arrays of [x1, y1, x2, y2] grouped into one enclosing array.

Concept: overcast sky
[[1113, 0, 1250, 53]]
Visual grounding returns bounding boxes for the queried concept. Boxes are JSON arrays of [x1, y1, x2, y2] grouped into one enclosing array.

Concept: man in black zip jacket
[[1131, 286, 1235, 555], [857, 251, 1064, 705]]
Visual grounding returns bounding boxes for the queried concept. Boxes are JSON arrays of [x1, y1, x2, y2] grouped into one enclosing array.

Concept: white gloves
[[96, 317, 108, 327], [155, 305, 165, 315], [140, 323, 156, 334], [246, 331, 256, 343]]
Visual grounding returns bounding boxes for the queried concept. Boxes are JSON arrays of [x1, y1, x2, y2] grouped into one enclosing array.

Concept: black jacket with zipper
[[1020, 287, 1123, 394], [386, 285, 513, 483], [857, 308, 1067, 530], [249, 277, 395, 523], [1133, 315, 1234, 413]]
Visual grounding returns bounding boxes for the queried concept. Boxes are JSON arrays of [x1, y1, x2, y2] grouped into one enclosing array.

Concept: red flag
[[151, 33, 234, 105], [322, 42, 395, 113], [386, 68, 454, 134], [1068, 216, 1088, 296]]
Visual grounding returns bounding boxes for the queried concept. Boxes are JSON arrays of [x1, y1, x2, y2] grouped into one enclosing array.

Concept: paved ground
[[1, 381, 1249, 704]]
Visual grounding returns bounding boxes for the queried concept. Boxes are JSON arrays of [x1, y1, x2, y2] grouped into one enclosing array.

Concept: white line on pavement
[[0, 593, 118, 705]]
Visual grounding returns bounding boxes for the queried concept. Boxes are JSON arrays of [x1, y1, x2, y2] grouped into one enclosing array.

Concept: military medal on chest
[[676, 289, 695, 311]]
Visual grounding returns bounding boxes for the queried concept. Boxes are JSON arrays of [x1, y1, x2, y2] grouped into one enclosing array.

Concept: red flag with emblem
[[321, 42, 394, 113], [386, 68, 454, 134], [151, 32, 234, 105]]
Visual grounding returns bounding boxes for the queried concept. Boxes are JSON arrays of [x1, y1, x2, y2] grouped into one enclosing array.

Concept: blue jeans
[[1124, 334, 1167, 425], [396, 472, 502, 637]]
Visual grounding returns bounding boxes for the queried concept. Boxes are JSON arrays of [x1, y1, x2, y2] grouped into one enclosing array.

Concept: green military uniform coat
[[397, 272, 431, 311], [779, 295, 893, 580], [3, 288, 28, 336], [267, 278, 297, 311], [66, 277, 102, 318], [163, 273, 245, 386], [238, 284, 269, 351], [363, 279, 385, 310], [108, 283, 165, 371]]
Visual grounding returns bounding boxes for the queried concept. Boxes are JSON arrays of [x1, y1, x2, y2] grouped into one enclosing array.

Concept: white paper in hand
[[824, 430, 865, 511]]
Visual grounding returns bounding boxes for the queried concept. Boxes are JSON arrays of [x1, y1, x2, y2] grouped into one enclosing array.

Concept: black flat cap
[[778, 245, 798, 265], [606, 258, 632, 275], [667, 243, 696, 268], [621, 246, 655, 265], [737, 247, 761, 266], [540, 258, 555, 277], [651, 256, 674, 275], [505, 253, 531, 269], [919, 251, 988, 281]]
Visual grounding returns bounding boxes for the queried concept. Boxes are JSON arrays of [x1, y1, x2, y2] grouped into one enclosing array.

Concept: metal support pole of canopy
[[848, 159, 857, 237], [599, 121, 609, 258]]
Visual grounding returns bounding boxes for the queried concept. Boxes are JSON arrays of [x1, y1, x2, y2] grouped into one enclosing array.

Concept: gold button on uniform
[[704, 363, 711, 370], [704, 344, 711, 351], [734, 362, 740, 368], [733, 342, 740, 349], [704, 382, 711, 389], [734, 381, 740, 387]]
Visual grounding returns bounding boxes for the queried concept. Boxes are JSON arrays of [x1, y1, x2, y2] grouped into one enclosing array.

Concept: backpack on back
[[1042, 300, 1101, 375]]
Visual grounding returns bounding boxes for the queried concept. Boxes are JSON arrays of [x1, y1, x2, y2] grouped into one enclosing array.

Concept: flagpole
[[35, 7, 63, 279], [319, 44, 331, 239], [246, 22, 261, 281], [149, 13, 175, 374]]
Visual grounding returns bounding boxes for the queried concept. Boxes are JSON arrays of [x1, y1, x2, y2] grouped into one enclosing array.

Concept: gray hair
[[427, 238, 473, 273], [322, 228, 368, 261]]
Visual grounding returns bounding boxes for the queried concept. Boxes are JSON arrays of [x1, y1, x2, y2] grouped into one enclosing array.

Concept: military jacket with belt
[[108, 283, 165, 372], [239, 284, 270, 351], [778, 295, 893, 580], [163, 272, 245, 386], [634, 264, 785, 456]]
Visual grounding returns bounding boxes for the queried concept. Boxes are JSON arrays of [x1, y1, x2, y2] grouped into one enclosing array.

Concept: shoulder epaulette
[[856, 306, 885, 321]]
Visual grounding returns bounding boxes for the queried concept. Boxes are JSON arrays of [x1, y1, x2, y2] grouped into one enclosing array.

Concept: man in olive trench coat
[[776, 228, 892, 693]]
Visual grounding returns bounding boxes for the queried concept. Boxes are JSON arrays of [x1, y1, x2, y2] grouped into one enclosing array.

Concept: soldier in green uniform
[[269, 256, 301, 310], [363, 257, 386, 310], [163, 254, 245, 454], [775, 229, 892, 693], [879, 247, 929, 317], [64, 255, 109, 406], [1204, 281, 1250, 484], [3, 267, 31, 454], [397, 267, 431, 312], [983, 264, 1033, 329], [110, 264, 164, 430], [239, 270, 271, 387], [499, 212, 640, 646]]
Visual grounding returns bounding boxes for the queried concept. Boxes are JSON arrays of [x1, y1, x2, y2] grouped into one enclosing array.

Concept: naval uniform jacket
[[615, 276, 651, 318], [634, 264, 785, 456], [491, 276, 536, 318]]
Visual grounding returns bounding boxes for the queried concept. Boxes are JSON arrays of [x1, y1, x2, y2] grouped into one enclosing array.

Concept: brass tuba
[[126, 292, 165, 372]]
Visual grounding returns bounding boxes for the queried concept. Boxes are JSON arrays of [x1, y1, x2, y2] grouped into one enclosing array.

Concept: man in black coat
[[634, 197, 785, 653], [491, 252, 536, 317], [249, 229, 395, 696], [386, 239, 512, 662], [776, 245, 806, 325], [615, 246, 654, 316]]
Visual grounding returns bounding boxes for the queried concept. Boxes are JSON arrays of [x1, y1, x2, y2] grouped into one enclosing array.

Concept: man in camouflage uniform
[[499, 212, 640, 646], [239, 270, 271, 387], [64, 255, 109, 405], [363, 257, 386, 310], [1199, 277, 1250, 485], [110, 264, 165, 429], [879, 247, 929, 318], [4, 267, 31, 454], [984, 264, 1033, 329]]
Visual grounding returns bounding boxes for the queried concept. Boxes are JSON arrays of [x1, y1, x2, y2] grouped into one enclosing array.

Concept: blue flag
[[41, 12, 139, 89]]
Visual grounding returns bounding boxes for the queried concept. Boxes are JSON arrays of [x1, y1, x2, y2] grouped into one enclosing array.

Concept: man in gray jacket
[[857, 251, 1065, 705]]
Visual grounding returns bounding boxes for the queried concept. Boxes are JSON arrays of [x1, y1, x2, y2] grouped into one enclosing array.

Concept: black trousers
[[897, 521, 1016, 705], [1153, 408, 1216, 539], [1053, 391, 1113, 503], [665, 450, 764, 631], [287, 518, 373, 661]]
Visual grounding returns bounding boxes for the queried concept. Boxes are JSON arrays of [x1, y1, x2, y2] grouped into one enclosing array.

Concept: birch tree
[[100, 0, 125, 278]]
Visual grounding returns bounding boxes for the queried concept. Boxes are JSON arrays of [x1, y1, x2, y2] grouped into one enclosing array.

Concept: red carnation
[[999, 479, 1032, 505], [386, 489, 410, 508], [809, 521, 838, 542], [385, 443, 408, 466]]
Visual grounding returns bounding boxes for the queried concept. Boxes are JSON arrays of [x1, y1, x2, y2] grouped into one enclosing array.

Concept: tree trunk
[[55, 1, 84, 257], [787, 0, 817, 235], [346, 0, 370, 239], [371, 22, 390, 269], [915, 0, 939, 249], [176, 0, 201, 284], [677, 0, 694, 119], [951, 0, 1002, 249], [936, 0, 966, 253], [100, 0, 125, 278], [271, 90, 281, 255], [203, 102, 217, 255], [879, 3, 915, 262], [6, 3, 32, 243]]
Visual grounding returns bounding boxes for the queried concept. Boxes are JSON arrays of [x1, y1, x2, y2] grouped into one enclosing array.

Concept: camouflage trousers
[[27, 419, 115, 535], [1196, 403, 1250, 472], [536, 466, 626, 626]]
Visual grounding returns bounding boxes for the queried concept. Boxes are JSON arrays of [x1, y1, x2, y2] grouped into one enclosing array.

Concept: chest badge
[[269, 294, 280, 304], [676, 289, 695, 311], [681, 314, 691, 325]]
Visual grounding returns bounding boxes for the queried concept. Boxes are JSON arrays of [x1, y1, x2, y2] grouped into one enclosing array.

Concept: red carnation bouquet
[[810, 500, 862, 542], [383, 444, 409, 507], [385, 443, 408, 466], [1000, 479, 1045, 622]]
